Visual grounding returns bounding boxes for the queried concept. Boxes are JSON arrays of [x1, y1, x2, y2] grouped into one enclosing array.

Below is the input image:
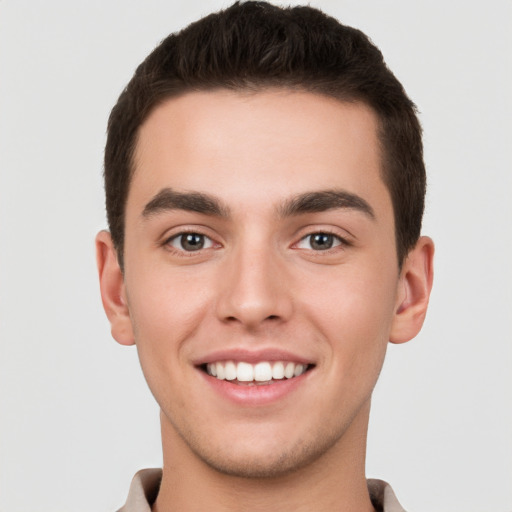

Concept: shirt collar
[[117, 469, 407, 512]]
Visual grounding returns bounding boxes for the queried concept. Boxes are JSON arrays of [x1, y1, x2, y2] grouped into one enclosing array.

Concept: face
[[101, 90, 423, 478]]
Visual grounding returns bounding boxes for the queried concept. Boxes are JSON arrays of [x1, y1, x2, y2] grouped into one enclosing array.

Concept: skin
[[97, 89, 434, 511]]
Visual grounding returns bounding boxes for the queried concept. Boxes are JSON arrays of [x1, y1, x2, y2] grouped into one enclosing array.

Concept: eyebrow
[[142, 188, 230, 218], [142, 187, 375, 220], [278, 190, 375, 219]]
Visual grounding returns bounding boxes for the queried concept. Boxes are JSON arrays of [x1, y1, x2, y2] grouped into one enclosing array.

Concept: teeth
[[284, 362, 295, 379], [206, 360, 309, 383], [216, 362, 225, 380], [272, 362, 285, 380], [225, 361, 237, 381], [254, 362, 272, 381], [237, 362, 254, 382]]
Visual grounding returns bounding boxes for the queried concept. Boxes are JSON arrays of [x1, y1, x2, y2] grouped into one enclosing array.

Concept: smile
[[205, 361, 310, 385]]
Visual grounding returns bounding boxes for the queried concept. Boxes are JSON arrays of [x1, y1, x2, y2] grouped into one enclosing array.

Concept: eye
[[167, 233, 214, 252], [296, 232, 344, 251]]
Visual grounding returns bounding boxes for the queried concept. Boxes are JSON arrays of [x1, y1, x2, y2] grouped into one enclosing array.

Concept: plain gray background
[[1, 1, 511, 511]]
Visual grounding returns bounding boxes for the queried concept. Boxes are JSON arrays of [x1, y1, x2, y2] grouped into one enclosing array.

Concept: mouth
[[201, 360, 313, 386]]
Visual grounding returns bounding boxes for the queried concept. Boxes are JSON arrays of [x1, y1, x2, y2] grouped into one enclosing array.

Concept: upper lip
[[193, 348, 315, 366]]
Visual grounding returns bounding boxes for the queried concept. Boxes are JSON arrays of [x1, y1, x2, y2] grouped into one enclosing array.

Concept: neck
[[153, 401, 375, 512]]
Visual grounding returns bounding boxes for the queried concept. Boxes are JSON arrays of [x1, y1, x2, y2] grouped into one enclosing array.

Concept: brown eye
[[296, 233, 343, 251], [168, 233, 213, 252], [310, 233, 334, 250]]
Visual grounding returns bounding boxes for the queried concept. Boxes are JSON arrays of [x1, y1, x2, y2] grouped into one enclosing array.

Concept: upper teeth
[[206, 361, 308, 382]]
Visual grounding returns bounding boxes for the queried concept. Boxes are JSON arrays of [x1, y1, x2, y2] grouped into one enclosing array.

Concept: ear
[[389, 236, 434, 344], [95, 230, 135, 346]]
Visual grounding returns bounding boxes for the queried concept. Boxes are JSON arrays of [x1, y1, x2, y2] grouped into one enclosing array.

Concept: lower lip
[[199, 369, 311, 406]]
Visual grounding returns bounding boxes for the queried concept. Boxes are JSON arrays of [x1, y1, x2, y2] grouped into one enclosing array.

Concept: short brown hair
[[104, 1, 425, 269]]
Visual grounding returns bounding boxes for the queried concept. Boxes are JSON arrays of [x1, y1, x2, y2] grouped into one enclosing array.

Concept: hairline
[[118, 84, 401, 269]]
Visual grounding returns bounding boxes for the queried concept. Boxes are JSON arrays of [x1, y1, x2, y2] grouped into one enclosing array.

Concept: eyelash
[[164, 231, 218, 255], [294, 231, 351, 252], [163, 228, 350, 256]]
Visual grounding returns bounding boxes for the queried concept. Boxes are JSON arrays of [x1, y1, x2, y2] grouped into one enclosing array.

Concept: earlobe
[[95, 230, 135, 346], [389, 236, 434, 344]]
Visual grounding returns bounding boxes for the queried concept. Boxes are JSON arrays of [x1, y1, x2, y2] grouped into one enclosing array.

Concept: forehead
[[129, 89, 389, 217]]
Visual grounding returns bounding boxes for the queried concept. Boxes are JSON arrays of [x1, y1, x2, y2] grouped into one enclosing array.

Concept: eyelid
[[160, 225, 217, 242], [294, 233, 343, 250], [161, 226, 222, 254], [291, 225, 353, 249], [167, 232, 215, 250]]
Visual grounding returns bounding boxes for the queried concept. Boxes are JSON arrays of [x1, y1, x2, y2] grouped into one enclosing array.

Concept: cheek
[[308, 265, 397, 335], [304, 264, 397, 379], [125, 267, 212, 380], [128, 262, 212, 331]]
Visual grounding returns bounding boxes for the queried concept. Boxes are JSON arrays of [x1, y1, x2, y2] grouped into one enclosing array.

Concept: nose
[[215, 241, 293, 330]]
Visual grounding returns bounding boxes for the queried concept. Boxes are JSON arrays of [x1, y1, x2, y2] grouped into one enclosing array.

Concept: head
[[97, 1, 433, 483], [104, 0, 425, 270]]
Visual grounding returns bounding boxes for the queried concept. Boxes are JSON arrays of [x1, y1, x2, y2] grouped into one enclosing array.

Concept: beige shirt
[[117, 468, 407, 512]]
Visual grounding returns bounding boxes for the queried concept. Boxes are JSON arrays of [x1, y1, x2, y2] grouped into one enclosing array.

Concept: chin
[[200, 447, 314, 479], [187, 428, 342, 479]]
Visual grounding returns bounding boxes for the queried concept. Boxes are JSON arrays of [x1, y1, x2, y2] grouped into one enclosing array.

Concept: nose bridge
[[216, 231, 292, 327]]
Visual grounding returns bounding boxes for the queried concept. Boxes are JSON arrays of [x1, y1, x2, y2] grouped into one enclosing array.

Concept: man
[[96, 2, 434, 511]]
